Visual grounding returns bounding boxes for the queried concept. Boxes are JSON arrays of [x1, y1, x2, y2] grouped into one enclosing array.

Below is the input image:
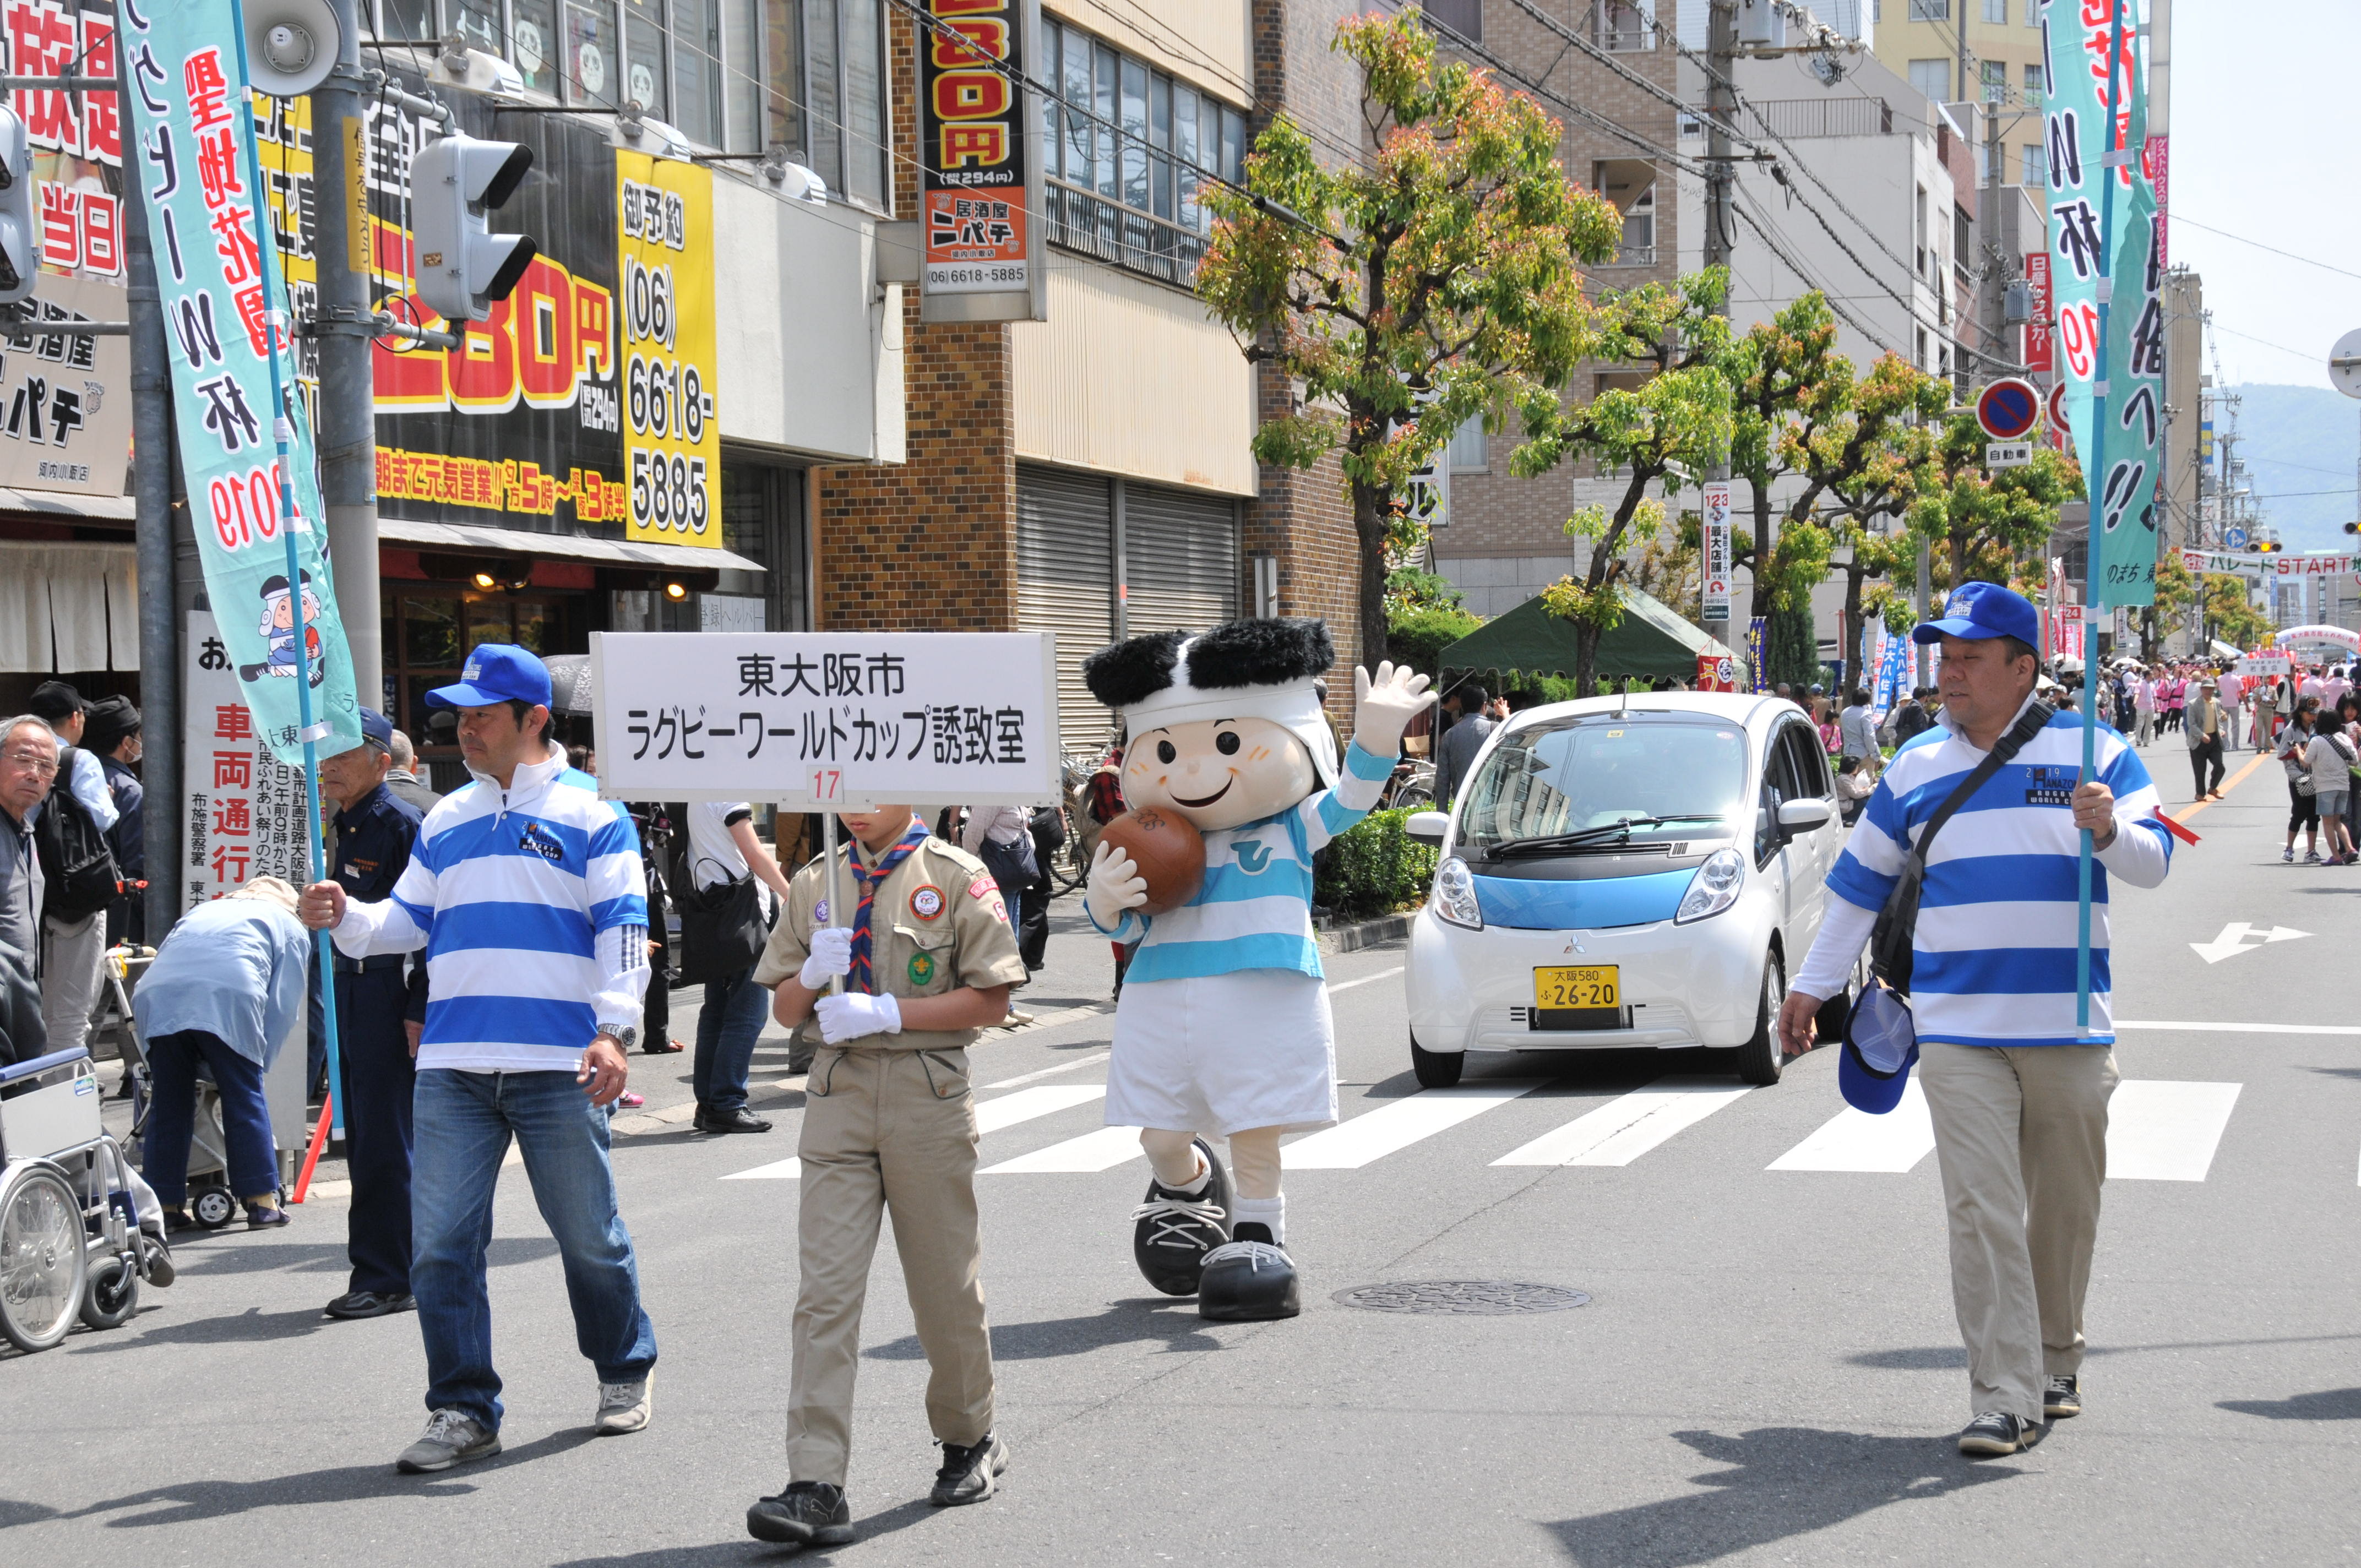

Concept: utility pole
[[124, 43, 180, 932], [1704, 1, 1737, 674], [309, 0, 382, 712]]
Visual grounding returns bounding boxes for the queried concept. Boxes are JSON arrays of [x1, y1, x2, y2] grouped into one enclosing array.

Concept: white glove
[[799, 927, 854, 990], [814, 991, 901, 1044], [1352, 660, 1438, 756], [1085, 839, 1150, 930]]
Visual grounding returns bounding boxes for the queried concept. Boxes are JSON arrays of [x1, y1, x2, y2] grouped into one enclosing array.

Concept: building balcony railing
[[1749, 96, 1895, 139], [1596, 244, 1658, 269], [1045, 178, 1210, 289]]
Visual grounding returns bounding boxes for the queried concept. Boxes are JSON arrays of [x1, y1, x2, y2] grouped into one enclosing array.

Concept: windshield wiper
[[1483, 814, 1724, 856]]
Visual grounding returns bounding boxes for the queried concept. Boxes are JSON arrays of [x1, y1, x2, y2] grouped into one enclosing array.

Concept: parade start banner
[[122, 0, 361, 763], [2040, 0, 2162, 610], [589, 632, 1063, 807]]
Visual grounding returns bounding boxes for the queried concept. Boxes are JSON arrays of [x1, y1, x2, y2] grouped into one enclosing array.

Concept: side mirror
[[1405, 810, 1450, 845], [1777, 798, 1832, 837]]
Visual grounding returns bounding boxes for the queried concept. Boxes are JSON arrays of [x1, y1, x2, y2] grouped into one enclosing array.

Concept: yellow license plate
[[1534, 965, 1619, 1010]]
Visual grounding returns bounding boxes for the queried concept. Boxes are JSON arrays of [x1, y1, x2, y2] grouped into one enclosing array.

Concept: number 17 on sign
[[808, 767, 845, 804]]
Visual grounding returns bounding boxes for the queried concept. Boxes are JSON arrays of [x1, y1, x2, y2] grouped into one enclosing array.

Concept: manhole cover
[[1331, 1280, 1591, 1315]]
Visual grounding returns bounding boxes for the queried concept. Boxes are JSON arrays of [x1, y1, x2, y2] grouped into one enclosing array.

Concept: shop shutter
[[1016, 464, 1116, 751], [1123, 483, 1238, 637]]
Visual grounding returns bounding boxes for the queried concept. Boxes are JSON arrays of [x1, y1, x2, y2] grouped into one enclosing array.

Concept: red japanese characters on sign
[[2023, 252, 2052, 375], [918, 0, 1031, 299]]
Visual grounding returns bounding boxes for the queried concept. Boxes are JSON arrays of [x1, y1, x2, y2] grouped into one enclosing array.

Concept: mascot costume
[[1081, 619, 1433, 1319]]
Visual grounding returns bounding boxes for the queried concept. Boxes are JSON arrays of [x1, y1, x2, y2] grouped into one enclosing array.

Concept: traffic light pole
[[309, 0, 383, 714]]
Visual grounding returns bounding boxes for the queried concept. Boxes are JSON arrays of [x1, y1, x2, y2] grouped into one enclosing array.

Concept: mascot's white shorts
[[1105, 969, 1339, 1136]]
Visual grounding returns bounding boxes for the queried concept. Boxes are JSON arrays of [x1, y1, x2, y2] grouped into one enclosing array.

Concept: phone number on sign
[[926, 264, 1027, 288]]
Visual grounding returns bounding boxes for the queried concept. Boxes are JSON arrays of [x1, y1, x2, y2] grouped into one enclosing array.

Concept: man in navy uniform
[[317, 707, 429, 1320]]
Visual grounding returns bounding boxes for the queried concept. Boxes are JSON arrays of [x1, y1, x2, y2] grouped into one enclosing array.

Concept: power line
[[2172, 216, 2361, 285], [2211, 323, 2328, 364]]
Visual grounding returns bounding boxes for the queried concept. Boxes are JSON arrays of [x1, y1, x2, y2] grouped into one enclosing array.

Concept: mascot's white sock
[[1231, 1195, 1285, 1245]]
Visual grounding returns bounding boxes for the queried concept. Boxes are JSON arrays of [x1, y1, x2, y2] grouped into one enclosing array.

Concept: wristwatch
[[596, 1023, 638, 1050]]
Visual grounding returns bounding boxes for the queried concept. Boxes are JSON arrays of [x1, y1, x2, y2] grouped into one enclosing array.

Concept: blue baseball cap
[[357, 706, 393, 753], [1837, 985, 1919, 1114], [1911, 579, 2041, 649], [426, 644, 553, 711]]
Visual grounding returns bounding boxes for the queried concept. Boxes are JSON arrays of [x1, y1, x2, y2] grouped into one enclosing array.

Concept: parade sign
[[589, 632, 1063, 807], [2271, 553, 2360, 579], [178, 609, 312, 908], [1701, 480, 1732, 619], [917, 0, 1043, 321], [123, 0, 361, 764], [616, 150, 719, 547], [2040, 0, 2162, 608], [2181, 548, 2261, 576]]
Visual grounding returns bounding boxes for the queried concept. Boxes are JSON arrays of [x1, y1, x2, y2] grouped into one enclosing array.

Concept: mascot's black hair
[[1082, 618, 1333, 708]]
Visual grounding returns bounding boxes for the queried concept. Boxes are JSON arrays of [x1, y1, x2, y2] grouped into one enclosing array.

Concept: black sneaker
[[1130, 1137, 1231, 1296], [693, 1107, 775, 1134], [747, 1480, 853, 1546], [1957, 1411, 2044, 1457], [2043, 1375, 2082, 1418], [1198, 1229, 1301, 1322], [931, 1432, 1009, 1506], [325, 1289, 417, 1320]]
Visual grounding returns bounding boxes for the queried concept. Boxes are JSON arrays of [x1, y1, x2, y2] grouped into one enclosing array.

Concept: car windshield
[[1457, 717, 1749, 853]]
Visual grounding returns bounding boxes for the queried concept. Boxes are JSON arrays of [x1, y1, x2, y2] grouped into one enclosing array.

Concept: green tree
[[1385, 602, 1482, 680], [2202, 571, 2272, 652], [1907, 417, 2080, 591], [1528, 273, 1736, 695], [1197, 10, 1622, 675]]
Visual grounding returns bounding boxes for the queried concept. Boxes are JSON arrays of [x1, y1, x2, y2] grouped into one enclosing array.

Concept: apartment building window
[[1980, 61, 2004, 102], [1907, 59, 1949, 102], [379, 0, 889, 205], [1915, 327, 1929, 370], [1982, 0, 2005, 22], [2022, 63, 2043, 109], [1448, 415, 1487, 473], [1422, 0, 1480, 40], [1914, 184, 1928, 277], [1588, 1, 1651, 52], [1041, 19, 1247, 287], [2021, 142, 2044, 186], [1908, 0, 1947, 19]]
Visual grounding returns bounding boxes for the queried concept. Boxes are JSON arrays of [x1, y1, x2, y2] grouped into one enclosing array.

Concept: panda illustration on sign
[[1082, 618, 1434, 1319]]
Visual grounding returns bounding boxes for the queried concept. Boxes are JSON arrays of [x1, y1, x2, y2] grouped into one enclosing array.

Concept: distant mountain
[[2225, 383, 2358, 552]]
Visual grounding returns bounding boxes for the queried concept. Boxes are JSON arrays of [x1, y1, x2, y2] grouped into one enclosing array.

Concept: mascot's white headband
[[1119, 636, 1341, 787]]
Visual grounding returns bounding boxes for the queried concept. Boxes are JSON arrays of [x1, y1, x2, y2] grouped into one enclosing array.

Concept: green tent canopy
[[1437, 588, 1742, 684]]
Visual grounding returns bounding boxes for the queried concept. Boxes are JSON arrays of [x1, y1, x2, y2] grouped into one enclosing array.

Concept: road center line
[[2117, 1020, 2361, 1036], [1328, 965, 1406, 994]]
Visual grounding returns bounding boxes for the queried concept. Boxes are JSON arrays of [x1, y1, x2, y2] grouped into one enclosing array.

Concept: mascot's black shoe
[[1130, 1137, 1232, 1296], [1198, 1224, 1301, 1321]]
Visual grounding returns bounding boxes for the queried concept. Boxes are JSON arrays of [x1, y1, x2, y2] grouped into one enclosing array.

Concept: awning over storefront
[[373, 517, 765, 575], [0, 488, 134, 522], [1439, 589, 1738, 683]]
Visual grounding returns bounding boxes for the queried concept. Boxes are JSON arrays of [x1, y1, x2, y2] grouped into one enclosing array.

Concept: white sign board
[[180, 609, 312, 910], [589, 631, 1063, 807], [1985, 440, 2034, 470], [2272, 553, 2361, 578], [1701, 480, 1732, 619]]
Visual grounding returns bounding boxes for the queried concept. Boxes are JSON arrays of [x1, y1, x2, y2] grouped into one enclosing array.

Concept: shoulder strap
[[1911, 700, 2055, 866]]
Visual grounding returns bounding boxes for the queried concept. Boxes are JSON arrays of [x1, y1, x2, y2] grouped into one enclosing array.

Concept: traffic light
[[410, 132, 536, 324], [0, 107, 35, 307], [2344, 521, 2358, 535]]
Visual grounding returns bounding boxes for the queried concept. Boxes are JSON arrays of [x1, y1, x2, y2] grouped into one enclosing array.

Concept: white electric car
[[1403, 693, 1860, 1088]]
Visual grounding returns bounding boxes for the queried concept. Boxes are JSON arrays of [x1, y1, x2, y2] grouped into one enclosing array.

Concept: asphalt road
[[5, 731, 2357, 1566]]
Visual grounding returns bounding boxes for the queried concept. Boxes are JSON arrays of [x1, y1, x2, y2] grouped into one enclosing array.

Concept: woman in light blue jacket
[[133, 878, 311, 1230]]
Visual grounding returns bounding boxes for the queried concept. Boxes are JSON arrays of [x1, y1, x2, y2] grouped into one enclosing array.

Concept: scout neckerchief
[[846, 820, 931, 994]]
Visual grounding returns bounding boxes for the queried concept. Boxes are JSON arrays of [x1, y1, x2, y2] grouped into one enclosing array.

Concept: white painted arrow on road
[[2189, 922, 2313, 964]]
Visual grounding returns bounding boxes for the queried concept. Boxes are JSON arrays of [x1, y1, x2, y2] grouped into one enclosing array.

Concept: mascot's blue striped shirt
[[1091, 740, 1394, 981], [328, 747, 650, 1072], [1823, 696, 2172, 1047]]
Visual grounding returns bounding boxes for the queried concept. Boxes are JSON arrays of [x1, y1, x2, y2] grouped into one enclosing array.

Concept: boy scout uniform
[[752, 829, 1028, 1488]]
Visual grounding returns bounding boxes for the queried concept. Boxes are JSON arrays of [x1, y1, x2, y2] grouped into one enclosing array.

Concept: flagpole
[[229, 6, 347, 1134], [2076, 0, 2135, 1035]]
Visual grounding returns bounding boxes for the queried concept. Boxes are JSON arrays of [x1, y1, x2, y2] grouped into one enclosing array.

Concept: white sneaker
[[595, 1371, 654, 1435], [2284, 847, 2297, 863]]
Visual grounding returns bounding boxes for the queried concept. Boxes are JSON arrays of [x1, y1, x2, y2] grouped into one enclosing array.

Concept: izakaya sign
[[616, 151, 720, 547], [588, 631, 1062, 807], [2040, 0, 2162, 609], [122, 0, 362, 765], [917, 0, 1043, 322]]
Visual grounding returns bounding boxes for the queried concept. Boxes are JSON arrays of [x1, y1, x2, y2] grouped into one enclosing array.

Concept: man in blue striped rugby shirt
[[1780, 581, 2173, 1460], [302, 644, 658, 1474]]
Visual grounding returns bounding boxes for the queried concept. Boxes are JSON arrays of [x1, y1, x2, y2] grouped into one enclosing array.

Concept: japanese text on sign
[[919, 0, 1031, 296], [1701, 480, 1732, 619], [616, 151, 718, 546]]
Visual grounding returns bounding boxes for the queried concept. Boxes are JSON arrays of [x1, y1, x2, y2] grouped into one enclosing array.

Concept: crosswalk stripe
[[1768, 1080, 1936, 1173], [2107, 1080, 2241, 1181], [722, 1084, 1109, 1181], [1492, 1077, 1751, 1167], [982, 1125, 1145, 1174], [1288, 1082, 1537, 1169]]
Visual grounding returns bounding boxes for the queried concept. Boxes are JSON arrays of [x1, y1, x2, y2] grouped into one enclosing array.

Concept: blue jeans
[[692, 966, 768, 1114], [141, 1029, 278, 1205], [411, 1068, 657, 1431]]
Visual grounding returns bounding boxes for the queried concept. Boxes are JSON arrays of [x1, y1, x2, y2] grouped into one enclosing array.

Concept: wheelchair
[[0, 1048, 150, 1353]]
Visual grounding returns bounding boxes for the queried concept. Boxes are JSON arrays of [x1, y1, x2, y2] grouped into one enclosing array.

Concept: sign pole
[[822, 810, 845, 997]]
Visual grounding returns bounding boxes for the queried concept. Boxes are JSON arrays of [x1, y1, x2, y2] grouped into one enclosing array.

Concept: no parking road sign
[[1976, 378, 2042, 442]]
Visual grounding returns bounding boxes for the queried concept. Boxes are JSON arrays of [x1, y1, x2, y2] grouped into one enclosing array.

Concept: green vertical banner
[[121, 0, 362, 763], [2039, 0, 2161, 609]]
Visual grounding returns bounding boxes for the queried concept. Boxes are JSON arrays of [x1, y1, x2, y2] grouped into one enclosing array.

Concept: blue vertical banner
[[121, 0, 361, 764], [1872, 627, 1907, 718], [1745, 617, 1768, 693], [2039, 0, 2161, 609]]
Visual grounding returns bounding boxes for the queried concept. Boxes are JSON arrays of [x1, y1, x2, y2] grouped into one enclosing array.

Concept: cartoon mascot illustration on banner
[[1082, 619, 1433, 1319], [240, 570, 327, 687]]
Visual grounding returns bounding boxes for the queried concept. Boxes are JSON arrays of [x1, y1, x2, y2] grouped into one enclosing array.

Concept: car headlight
[[1675, 847, 1744, 924], [1433, 854, 1483, 930]]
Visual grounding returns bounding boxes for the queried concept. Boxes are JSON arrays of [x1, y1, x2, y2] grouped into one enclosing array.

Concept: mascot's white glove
[[1085, 839, 1150, 931], [814, 990, 901, 1044], [1352, 660, 1438, 756], [799, 927, 853, 990]]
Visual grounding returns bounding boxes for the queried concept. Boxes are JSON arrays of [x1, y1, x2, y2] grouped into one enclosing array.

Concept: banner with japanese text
[[917, 0, 1041, 320], [179, 609, 312, 908], [2039, 0, 2161, 609], [588, 631, 1062, 807], [616, 149, 719, 547], [124, 0, 361, 764]]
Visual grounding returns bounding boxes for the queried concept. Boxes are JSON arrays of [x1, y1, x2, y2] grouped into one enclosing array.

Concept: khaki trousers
[[788, 1046, 994, 1485], [40, 911, 106, 1054], [1919, 1042, 2118, 1423]]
